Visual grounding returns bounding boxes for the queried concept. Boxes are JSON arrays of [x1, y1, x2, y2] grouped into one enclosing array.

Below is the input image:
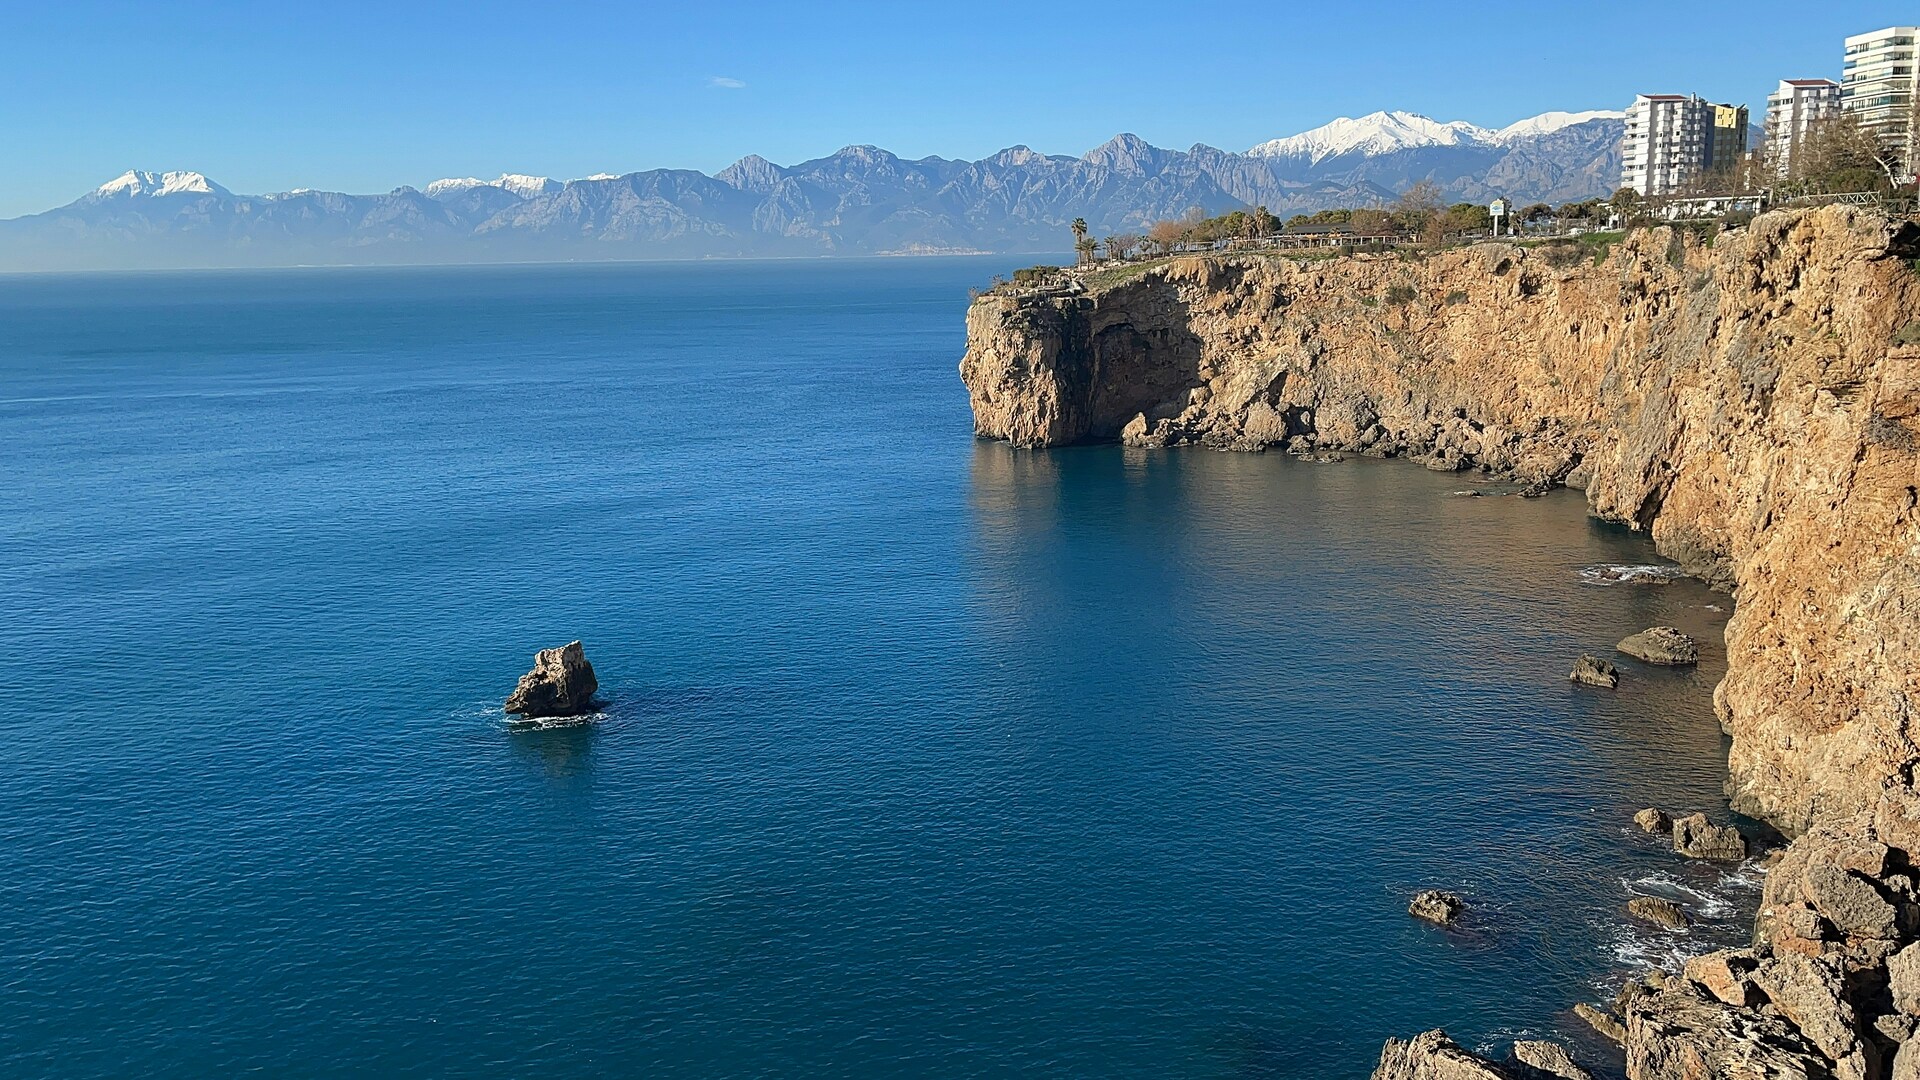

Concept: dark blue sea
[[0, 259, 1752, 1078]]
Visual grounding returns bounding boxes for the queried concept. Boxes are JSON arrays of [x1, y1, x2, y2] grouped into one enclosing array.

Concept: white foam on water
[[1604, 917, 1700, 974], [1578, 563, 1688, 586], [504, 711, 608, 731]]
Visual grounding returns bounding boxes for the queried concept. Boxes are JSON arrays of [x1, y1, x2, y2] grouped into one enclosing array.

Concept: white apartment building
[[1842, 26, 1920, 175], [1764, 79, 1843, 177], [1621, 94, 1747, 195]]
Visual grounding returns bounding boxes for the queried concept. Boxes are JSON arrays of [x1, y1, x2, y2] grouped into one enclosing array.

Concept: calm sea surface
[[0, 259, 1750, 1078]]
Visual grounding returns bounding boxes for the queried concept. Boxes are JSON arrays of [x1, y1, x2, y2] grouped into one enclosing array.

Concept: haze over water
[[0, 259, 1748, 1078]]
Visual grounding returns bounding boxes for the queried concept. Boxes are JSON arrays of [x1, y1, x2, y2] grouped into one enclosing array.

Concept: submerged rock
[[1628, 895, 1692, 930], [1672, 813, 1748, 861], [504, 640, 599, 718], [1635, 807, 1673, 834], [1569, 654, 1619, 688], [1408, 889, 1467, 925], [1617, 626, 1700, 665]]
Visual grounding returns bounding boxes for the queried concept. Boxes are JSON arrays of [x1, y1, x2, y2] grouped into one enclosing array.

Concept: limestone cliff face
[[960, 208, 1920, 837]]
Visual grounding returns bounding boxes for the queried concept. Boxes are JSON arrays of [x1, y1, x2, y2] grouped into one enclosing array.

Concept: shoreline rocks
[[504, 640, 599, 719], [1572, 1002, 1624, 1045], [1635, 807, 1673, 834], [1616, 626, 1699, 666], [1569, 655, 1619, 688], [1371, 1029, 1595, 1080], [1409, 889, 1466, 926], [1672, 813, 1748, 861]]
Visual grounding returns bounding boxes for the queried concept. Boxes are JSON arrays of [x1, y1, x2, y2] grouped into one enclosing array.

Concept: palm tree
[[1102, 235, 1121, 262], [1070, 217, 1089, 264]]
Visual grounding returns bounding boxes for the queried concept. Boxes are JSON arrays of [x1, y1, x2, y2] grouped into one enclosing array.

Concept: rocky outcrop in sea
[[958, 206, 1920, 1077], [504, 641, 599, 719]]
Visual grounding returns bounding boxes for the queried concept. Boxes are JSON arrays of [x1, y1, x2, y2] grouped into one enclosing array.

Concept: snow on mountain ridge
[[94, 170, 228, 198], [1490, 110, 1627, 143], [424, 173, 561, 199], [1247, 109, 1624, 161]]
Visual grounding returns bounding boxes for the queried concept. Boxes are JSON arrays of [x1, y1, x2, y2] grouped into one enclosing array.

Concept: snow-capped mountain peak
[[1246, 112, 1482, 162], [423, 173, 561, 199], [93, 170, 229, 198], [1489, 110, 1627, 143], [1246, 109, 1625, 162]]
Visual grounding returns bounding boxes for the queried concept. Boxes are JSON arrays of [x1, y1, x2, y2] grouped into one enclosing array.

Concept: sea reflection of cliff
[[963, 439, 1733, 811]]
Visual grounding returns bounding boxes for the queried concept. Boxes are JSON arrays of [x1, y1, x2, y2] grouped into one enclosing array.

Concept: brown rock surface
[[1572, 1002, 1624, 1045], [1616, 626, 1699, 665], [1623, 984, 1834, 1080], [960, 207, 1920, 836], [1635, 807, 1672, 834], [1370, 1029, 1512, 1080], [1508, 1041, 1592, 1080], [1673, 812, 1748, 861], [504, 640, 599, 718], [1684, 948, 1762, 1007]]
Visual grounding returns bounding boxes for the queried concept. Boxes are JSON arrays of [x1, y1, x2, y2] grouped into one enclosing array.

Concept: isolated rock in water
[[1569, 654, 1619, 688], [1617, 626, 1700, 665], [1628, 895, 1692, 930], [1635, 807, 1673, 834], [1408, 889, 1466, 925], [1572, 1003, 1625, 1045], [1672, 813, 1748, 861], [1509, 1040, 1594, 1080], [1369, 1029, 1510, 1080], [504, 641, 599, 718]]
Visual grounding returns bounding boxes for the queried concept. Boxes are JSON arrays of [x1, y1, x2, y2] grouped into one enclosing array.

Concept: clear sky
[[1, 0, 1912, 218]]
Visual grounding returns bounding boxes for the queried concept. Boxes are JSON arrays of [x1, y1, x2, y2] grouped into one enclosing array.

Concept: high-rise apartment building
[[1621, 95, 1749, 195], [1841, 26, 1920, 176], [1764, 80, 1843, 177]]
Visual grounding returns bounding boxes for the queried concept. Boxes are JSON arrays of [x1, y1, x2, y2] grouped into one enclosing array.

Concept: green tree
[[1609, 187, 1644, 225], [1070, 218, 1090, 264]]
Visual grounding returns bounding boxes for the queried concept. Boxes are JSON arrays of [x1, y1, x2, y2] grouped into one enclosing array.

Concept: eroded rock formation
[[504, 640, 599, 718]]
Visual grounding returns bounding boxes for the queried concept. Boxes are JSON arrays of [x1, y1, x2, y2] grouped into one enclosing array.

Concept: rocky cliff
[[960, 207, 1920, 1077]]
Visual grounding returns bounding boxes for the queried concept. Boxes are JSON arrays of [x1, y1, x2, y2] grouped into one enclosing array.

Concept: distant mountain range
[[0, 110, 1626, 269]]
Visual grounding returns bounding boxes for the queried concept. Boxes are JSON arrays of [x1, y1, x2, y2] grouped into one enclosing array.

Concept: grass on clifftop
[[1082, 259, 1169, 291], [1521, 231, 1625, 268]]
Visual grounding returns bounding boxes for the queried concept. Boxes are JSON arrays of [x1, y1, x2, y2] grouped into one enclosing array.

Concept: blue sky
[[0, 0, 1912, 217]]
